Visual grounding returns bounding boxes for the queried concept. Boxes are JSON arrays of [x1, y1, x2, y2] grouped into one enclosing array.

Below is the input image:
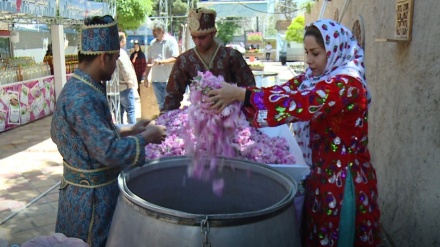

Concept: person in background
[[162, 8, 256, 112], [130, 42, 147, 96], [50, 15, 166, 247], [207, 19, 380, 247], [144, 21, 179, 112], [265, 41, 272, 61], [44, 43, 53, 57], [43, 43, 54, 75], [117, 32, 138, 124]]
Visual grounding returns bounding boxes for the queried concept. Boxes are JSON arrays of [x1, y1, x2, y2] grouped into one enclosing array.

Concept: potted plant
[[247, 32, 263, 45]]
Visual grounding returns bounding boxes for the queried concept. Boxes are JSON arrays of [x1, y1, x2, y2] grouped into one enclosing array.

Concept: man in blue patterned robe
[[50, 15, 166, 247]]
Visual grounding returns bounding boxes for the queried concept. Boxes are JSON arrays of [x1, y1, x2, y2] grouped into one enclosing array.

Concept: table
[[253, 71, 280, 88], [244, 52, 264, 60]]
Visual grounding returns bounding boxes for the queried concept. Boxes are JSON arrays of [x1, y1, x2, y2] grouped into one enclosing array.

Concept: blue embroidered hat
[[80, 15, 119, 55]]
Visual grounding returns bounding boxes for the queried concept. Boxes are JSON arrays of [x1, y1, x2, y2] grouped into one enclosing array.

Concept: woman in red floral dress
[[208, 19, 381, 246]]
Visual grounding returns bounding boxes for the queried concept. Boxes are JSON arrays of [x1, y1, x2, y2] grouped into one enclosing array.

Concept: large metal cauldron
[[106, 156, 300, 247]]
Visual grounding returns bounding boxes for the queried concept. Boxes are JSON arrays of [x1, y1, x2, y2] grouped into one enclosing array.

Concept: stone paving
[[0, 116, 62, 246], [0, 61, 298, 246]]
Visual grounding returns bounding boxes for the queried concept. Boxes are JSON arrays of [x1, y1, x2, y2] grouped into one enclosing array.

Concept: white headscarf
[[295, 19, 371, 166]]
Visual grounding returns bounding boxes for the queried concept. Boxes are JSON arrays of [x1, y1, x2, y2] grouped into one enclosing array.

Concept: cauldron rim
[[118, 156, 297, 224]]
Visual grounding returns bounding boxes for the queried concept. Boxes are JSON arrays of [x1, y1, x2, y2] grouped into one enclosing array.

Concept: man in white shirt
[[144, 21, 179, 111], [265, 42, 272, 61]]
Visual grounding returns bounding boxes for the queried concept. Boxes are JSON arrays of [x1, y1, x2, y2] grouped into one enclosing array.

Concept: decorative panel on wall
[[376, 0, 414, 42], [395, 0, 414, 40], [334, 8, 339, 22], [352, 15, 365, 49]]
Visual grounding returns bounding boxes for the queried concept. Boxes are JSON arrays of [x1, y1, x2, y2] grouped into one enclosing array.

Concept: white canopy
[[197, 1, 270, 18]]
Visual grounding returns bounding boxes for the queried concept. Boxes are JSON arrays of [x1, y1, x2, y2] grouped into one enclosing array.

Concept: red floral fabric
[[244, 74, 381, 246]]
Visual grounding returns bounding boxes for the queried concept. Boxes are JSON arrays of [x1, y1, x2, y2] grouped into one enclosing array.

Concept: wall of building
[[306, 1, 440, 246]]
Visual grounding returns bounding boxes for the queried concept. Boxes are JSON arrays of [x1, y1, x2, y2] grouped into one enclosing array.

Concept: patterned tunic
[[243, 74, 380, 246], [163, 46, 256, 111], [51, 69, 146, 247]]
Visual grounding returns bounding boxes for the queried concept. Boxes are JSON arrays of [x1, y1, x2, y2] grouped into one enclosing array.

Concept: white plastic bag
[[21, 233, 89, 247]]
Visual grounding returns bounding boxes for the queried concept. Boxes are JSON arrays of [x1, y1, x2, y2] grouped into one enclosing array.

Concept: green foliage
[[247, 32, 263, 41], [302, 0, 318, 14], [286, 15, 305, 43], [150, 0, 189, 35], [276, 0, 297, 21], [170, 0, 188, 35], [152, 0, 191, 16], [265, 16, 278, 37], [216, 18, 241, 44], [172, 0, 187, 15], [116, 0, 154, 31], [305, 2, 313, 14]]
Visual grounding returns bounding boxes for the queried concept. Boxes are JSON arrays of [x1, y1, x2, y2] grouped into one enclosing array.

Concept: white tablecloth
[[259, 124, 310, 183]]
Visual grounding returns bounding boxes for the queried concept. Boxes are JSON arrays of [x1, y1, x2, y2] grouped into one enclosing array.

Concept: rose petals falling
[[145, 71, 296, 196]]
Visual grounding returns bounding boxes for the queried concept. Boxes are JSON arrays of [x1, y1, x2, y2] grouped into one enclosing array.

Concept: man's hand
[[147, 60, 159, 68], [142, 124, 166, 144], [118, 119, 152, 137], [131, 119, 152, 135]]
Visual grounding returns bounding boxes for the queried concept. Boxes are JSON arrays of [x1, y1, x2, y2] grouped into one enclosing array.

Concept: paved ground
[[0, 116, 62, 246]]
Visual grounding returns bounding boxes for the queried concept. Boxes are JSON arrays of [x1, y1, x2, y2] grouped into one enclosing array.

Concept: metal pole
[[107, 67, 121, 124], [318, 0, 329, 20], [51, 24, 67, 100], [159, 0, 169, 32], [256, 16, 259, 32], [339, 0, 352, 23], [169, 0, 173, 35]]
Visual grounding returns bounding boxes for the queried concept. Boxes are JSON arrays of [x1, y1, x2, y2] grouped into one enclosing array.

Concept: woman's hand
[[207, 82, 246, 112], [132, 53, 138, 63]]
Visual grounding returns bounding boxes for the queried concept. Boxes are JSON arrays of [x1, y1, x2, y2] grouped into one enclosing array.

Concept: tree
[[116, 0, 154, 31], [286, 15, 305, 43], [265, 16, 279, 38], [170, 0, 188, 35], [276, 0, 298, 21], [150, 0, 189, 35], [171, 0, 187, 15], [305, 1, 317, 14], [216, 18, 241, 45]]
